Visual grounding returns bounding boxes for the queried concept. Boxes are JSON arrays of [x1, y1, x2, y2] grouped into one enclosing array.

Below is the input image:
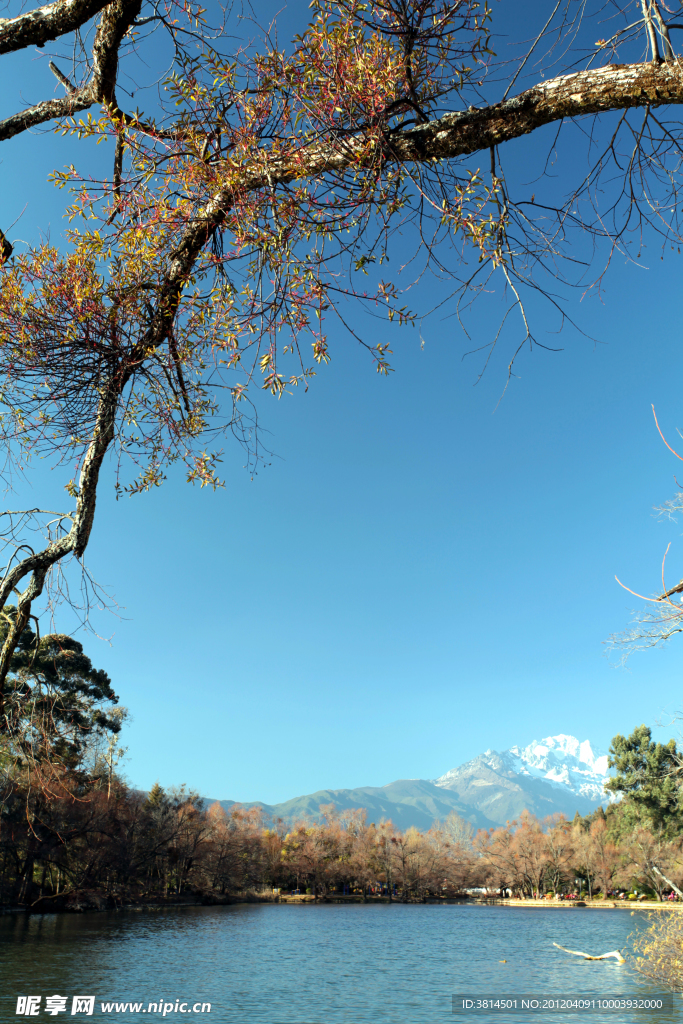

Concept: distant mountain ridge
[[435, 734, 611, 804], [216, 780, 494, 832], [212, 734, 612, 830]]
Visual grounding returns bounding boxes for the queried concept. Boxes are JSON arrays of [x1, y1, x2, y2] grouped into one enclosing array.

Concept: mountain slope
[[216, 779, 493, 831], [432, 734, 611, 823], [433, 752, 601, 824], [213, 734, 611, 830]]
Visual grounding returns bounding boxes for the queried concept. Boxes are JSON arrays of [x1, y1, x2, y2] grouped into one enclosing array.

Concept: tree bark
[[389, 61, 683, 162], [0, 385, 119, 710], [652, 864, 683, 898], [0, 0, 111, 54], [0, 0, 141, 141]]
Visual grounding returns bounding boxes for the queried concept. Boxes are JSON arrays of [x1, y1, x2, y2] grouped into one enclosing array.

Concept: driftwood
[[553, 943, 625, 963]]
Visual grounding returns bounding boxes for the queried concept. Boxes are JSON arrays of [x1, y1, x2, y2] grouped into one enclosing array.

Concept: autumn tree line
[[1, 610, 681, 908], [0, 785, 483, 909], [5, 786, 683, 911], [5, 779, 683, 911], [2, 612, 682, 914]]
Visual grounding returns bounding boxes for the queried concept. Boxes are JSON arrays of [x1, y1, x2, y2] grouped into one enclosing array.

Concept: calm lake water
[[1, 904, 680, 1023]]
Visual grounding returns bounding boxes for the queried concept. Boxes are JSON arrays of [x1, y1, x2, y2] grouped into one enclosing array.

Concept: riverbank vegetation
[[1, 625, 681, 917], [3, 671, 683, 911], [2, 773, 683, 911]]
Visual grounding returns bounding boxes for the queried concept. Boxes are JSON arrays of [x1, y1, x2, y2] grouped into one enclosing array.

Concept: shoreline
[[475, 898, 683, 910], [3, 894, 681, 915]]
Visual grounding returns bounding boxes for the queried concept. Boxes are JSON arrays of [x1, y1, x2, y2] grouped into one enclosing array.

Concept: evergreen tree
[[146, 782, 168, 809], [1, 606, 120, 770], [606, 726, 681, 835]]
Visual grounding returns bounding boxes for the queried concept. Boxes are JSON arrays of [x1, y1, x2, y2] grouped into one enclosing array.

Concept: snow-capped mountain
[[215, 734, 612, 831], [432, 734, 613, 822], [436, 734, 610, 802], [508, 735, 610, 801]]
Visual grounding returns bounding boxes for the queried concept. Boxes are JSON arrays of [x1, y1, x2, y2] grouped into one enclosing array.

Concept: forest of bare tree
[[3, 742, 683, 911]]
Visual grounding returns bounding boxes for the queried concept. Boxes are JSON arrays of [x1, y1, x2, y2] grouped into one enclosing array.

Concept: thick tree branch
[[0, 0, 141, 141], [90, 0, 141, 107], [380, 61, 683, 165], [144, 59, 683, 352], [0, 0, 110, 54], [0, 92, 96, 140]]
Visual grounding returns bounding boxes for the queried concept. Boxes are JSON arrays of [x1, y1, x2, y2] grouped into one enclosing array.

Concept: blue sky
[[1, 1, 683, 803]]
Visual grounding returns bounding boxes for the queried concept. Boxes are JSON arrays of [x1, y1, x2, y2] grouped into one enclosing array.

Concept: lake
[[1, 904, 680, 1023]]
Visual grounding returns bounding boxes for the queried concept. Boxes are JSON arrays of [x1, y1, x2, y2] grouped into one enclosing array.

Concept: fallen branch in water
[[553, 943, 625, 962]]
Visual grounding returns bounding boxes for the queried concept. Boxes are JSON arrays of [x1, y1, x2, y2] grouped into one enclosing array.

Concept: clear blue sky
[[2, 1, 683, 803]]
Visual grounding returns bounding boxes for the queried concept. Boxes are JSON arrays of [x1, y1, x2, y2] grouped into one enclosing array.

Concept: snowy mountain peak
[[514, 734, 607, 771], [435, 734, 612, 804]]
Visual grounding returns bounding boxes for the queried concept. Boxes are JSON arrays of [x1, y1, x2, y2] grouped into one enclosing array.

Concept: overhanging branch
[[379, 62, 683, 166], [0, 0, 111, 54], [142, 60, 683, 354], [0, 0, 141, 142]]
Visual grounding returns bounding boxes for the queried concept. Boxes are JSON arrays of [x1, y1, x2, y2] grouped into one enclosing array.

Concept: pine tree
[[1, 605, 120, 770], [606, 726, 681, 835]]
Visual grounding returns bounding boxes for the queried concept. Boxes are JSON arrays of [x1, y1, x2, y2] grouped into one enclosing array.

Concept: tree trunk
[[652, 865, 682, 898]]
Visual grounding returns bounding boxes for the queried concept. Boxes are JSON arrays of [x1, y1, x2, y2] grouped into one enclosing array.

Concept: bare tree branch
[[0, 0, 111, 55], [0, 390, 118, 705], [390, 62, 683, 165], [49, 59, 76, 92], [0, 0, 141, 141], [0, 93, 96, 140]]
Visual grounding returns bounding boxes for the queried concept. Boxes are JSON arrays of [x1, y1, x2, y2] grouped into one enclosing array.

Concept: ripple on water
[[1, 904, 680, 1023]]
